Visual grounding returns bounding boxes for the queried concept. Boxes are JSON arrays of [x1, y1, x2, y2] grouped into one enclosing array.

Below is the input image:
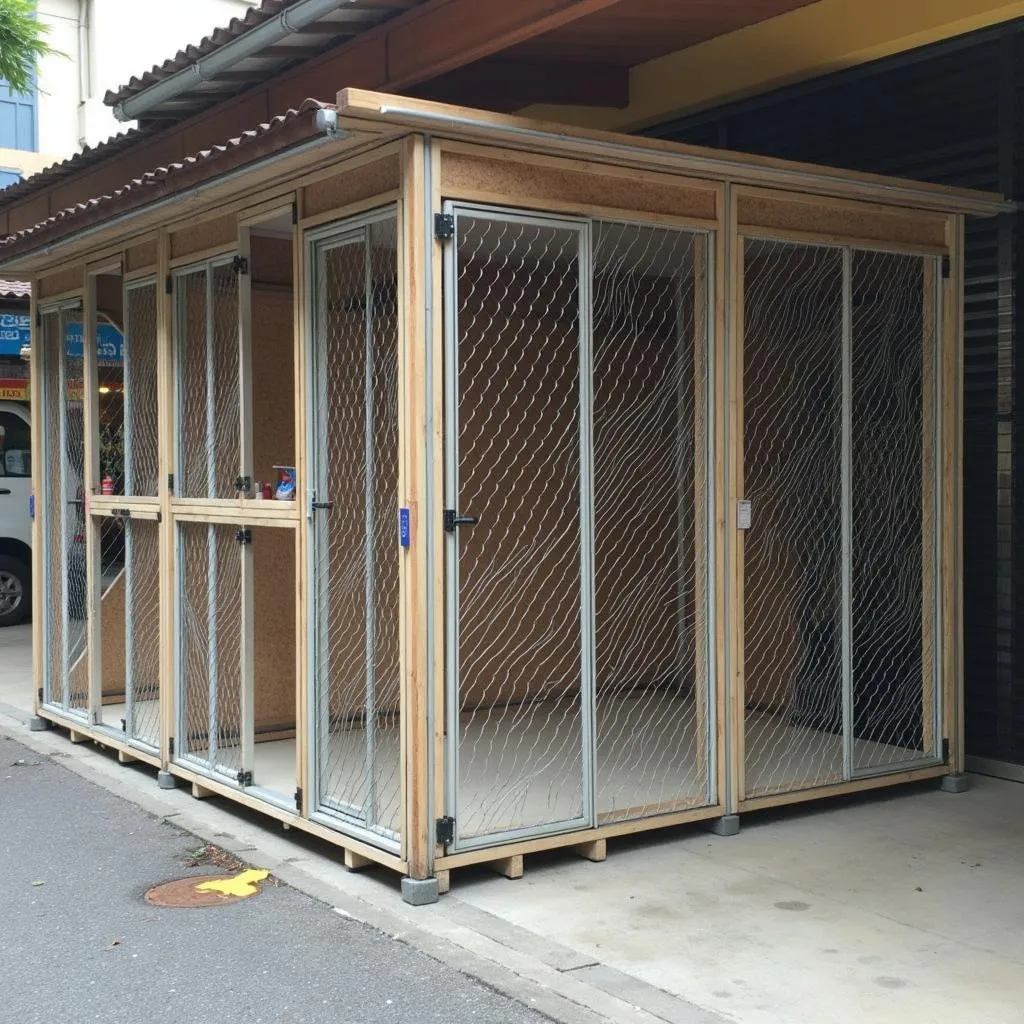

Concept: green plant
[[0, 0, 53, 94]]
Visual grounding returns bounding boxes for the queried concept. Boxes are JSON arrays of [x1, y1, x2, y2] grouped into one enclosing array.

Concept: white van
[[0, 399, 31, 626]]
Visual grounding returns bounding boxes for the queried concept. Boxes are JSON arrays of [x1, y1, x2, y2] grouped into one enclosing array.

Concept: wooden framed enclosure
[[8, 91, 1004, 899]]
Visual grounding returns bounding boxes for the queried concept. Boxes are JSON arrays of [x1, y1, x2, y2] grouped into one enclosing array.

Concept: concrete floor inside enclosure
[[2, 621, 1021, 1024]]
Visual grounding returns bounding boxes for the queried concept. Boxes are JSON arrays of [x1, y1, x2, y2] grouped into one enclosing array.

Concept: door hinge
[[233, 255, 249, 276], [434, 213, 455, 241], [235, 475, 251, 496], [436, 815, 455, 847], [165, 274, 173, 295], [942, 737, 950, 762], [168, 737, 174, 757], [35, 310, 41, 328], [236, 528, 252, 545], [941, 255, 951, 280], [37, 687, 43, 702], [237, 769, 253, 787], [167, 473, 174, 494], [120, 718, 127, 733], [294, 786, 303, 811], [291, 202, 298, 226]]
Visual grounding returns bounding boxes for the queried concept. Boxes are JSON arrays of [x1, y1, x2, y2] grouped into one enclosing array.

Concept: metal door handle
[[311, 501, 334, 511], [443, 509, 479, 532], [0, 488, 10, 495]]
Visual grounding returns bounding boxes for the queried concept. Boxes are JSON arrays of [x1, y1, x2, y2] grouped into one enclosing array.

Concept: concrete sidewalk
[[3, 622, 1022, 1024]]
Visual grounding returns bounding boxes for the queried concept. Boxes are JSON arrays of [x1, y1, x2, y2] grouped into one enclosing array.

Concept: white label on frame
[[737, 499, 752, 530]]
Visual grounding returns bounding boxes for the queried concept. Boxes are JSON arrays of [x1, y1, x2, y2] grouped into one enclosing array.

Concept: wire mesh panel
[[123, 280, 159, 496], [41, 309, 65, 710], [178, 521, 244, 780], [742, 241, 844, 799], [308, 211, 401, 844], [592, 222, 712, 821], [446, 208, 590, 847], [850, 251, 936, 771], [175, 259, 240, 498], [124, 518, 161, 749]]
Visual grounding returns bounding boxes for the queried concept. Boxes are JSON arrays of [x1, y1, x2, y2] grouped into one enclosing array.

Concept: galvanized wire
[[850, 250, 930, 769], [311, 214, 401, 841], [123, 281, 159, 496], [742, 241, 844, 798], [125, 519, 161, 749], [592, 222, 711, 821], [176, 261, 240, 498], [451, 213, 586, 843], [41, 309, 64, 709], [179, 521, 243, 778]]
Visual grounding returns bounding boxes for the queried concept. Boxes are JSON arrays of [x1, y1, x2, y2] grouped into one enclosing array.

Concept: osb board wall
[[38, 264, 83, 298], [737, 190, 948, 250], [251, 286, 295, 483], [442, 148, 718, 222], [125, 238, 158, 272], [253, 526, 296, 732], [95, 273, 124, 327], [170, 214, 236, 260], [100, 574, 127, 697], [251, 234, 293, 288], [301, 153, 400, 219]]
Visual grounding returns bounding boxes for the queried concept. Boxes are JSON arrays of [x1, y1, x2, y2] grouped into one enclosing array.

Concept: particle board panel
[[736, 189, 948, 250], [441, 146, 718, 223], [38, 265, 83, 299], [170, 214, 237, 261], [250, 287, 295, 486], [125, 238, 158, 273], [252, 524, 297, 732], [302, 153, 401, 220]]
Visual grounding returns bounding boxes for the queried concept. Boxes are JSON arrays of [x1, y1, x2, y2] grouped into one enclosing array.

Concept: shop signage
[[0, 313, 124, 361]]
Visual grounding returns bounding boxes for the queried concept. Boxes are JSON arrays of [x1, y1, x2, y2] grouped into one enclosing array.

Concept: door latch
[[737, 499, 752, 531], [443, 509, 479, 532]]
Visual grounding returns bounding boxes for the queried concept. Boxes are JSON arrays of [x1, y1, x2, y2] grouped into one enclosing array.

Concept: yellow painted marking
[[194, 869, 270, 898]]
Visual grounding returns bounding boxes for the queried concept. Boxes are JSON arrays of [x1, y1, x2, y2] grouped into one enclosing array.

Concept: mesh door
[[850, 251, 936, 771], [125, 519, 161, 749], [447, 210, 589, 846], [175, 260, 240, 498], [123, 281, 159, 496], [592, 222, 712, 821], [41, 309, 64, 709], [309, 213, 401, 843], [742, 241, 844, 798], [178, 521, 243, 779]]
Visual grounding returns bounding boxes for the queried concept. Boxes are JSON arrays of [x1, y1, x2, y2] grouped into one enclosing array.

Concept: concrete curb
[[1, 710, 730, 1024]]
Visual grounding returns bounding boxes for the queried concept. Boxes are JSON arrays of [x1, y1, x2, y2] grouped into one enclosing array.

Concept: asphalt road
[[0, 734, 550, 1024]]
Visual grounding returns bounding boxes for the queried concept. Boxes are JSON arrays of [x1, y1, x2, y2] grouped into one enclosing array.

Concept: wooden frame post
[[29, 280, 43, 716]]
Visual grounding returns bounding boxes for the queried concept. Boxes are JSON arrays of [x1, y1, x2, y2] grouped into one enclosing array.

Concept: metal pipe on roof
[[112, 0, 353, 122]]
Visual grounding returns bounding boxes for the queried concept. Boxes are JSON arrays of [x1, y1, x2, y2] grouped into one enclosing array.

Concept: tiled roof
[[104, 0, 419, 120], [0, 100, 335, 260], [0, 279, 30, 298]]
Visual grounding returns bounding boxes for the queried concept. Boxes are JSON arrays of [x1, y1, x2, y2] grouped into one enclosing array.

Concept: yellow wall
[[523, 0, 1024, 132]]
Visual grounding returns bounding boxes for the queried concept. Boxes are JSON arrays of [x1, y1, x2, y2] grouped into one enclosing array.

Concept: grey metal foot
[[28, 716, 51, 732], [940, 773, 969, 793], [708, 814, 741, 837], [156, 770, 179, 790], [401, 877, 440, 906]]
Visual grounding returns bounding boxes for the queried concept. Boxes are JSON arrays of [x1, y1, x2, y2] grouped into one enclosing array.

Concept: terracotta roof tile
[[0, 100, 334, 259]]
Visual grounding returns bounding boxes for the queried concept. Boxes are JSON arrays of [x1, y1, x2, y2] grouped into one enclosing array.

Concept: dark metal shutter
[[649, 25, 1023, 770]]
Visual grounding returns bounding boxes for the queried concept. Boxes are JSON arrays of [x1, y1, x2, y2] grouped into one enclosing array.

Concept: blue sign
[[0, 312, 30, 356], [0, 313, 124, 361], [399, 507, 411, 549]]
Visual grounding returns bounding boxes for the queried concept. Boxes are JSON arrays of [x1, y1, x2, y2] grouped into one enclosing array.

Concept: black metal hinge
[[434, 213, 455, 241], [942, 737, 950, 762], [235, 475, 251, 495], [167, 473, 174, 494], [941, 255, 951, 279], [236, 528, 252, 545], [292, 203, 298, 226], [37, 687, 43, 703], [233, 255, 249, 276], [120, 718, 127, 733], [165, 274, 173, 295], [294, 786, 303, 811], [237, 769, 253, 787], [168, 737, 175, 756], [436, 815, 455, 847], [35, 310, 41, 328]]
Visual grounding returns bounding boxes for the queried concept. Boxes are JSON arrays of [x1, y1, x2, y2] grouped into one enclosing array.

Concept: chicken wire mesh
[[310, 214, 401, 842], [175, 261, 240, 499], [742, 241, 845, 799], [592, 222, 712, 822], [850, 250, 933, 770], [125, 519, 161, 749], [178, 521, 244, 779], [123, 280, 159, 496], [41, 309, 65, 709], [448, 211, 587, 844]]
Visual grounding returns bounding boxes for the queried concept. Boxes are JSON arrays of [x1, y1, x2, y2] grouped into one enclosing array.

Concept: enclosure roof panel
[[104, 0, 426, 121], [337, 89, 1014, 218], [0, 100, 375, 270], [0, 279, 30, 298]]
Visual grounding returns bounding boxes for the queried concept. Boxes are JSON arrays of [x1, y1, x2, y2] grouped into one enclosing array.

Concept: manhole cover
[[145, 875, 254, 909]]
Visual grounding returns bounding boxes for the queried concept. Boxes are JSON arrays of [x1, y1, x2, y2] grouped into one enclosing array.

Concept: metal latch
[[737, 500, 752, 531], [436, 816, 455, 847], [237, 769, 253, 787], [236, 528, 252, 545], [443, 509, 479, 532]]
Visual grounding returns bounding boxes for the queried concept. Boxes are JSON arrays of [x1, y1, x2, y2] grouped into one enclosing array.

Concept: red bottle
[[101, 474, 114, 495]]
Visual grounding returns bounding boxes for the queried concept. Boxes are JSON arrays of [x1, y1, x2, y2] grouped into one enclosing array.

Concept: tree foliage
[[0, 0, 52, 95]]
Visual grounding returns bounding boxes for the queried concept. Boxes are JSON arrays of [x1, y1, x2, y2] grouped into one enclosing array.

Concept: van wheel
[[0, 554, 30, 627]]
